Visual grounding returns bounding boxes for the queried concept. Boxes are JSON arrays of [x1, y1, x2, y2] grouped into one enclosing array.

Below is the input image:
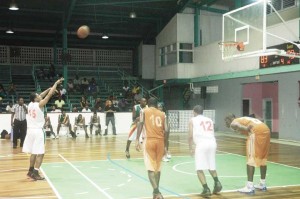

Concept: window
[[160, 43, 177, 66], [267, 0, 296, 14], [179, 43, 193, 63]]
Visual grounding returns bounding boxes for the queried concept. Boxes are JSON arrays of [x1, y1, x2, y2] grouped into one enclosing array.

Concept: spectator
[[82, 104, 91, 112], [118, 98, 129, 112], [132, 83, 140, 97], [112, 96, 119, 110], [81, 77, 89, 94], [80, 96, 88, 109], [6, 101, 13, 113], [74, 114, 89, 138], [88, 78, 97, 98], [0, 84, 7, 98], [104, 100, 117, 136], [54, 96, 65, 110], [134, 89, 143, 102], [93, 98, 103, 112], [7, 82, 17, 96], [67, 79, 74, 94], [73, 75, 81, 92], [90, 111, 101, 135], [59, 85, 67, 101], [72, 106, 79, 113], [0, 97, 6, 113], [37, 67, 46, 80], [57, 109, 75, 138], [44, 113, 56, 138], [123, 81, 130, 99], [50, 105, 60, 112]]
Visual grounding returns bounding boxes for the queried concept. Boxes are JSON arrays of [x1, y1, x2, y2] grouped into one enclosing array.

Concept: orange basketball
[[77, 25, 90, 39]]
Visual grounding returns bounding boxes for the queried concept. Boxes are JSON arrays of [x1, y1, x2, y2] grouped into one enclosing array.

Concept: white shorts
[[22, 128, 45, 154], [195, 139, 217, 170]]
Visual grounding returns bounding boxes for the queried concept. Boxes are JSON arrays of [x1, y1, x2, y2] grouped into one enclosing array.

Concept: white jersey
[[27, 102, 45, 129], [192, 115, 215, 144]]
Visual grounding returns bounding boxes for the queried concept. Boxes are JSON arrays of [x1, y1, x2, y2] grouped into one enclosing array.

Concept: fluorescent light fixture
[[6, 29, 14, 34], [102, 35, 109, 39], [129, 11, 136, 18], [9, 1, 19, 10]]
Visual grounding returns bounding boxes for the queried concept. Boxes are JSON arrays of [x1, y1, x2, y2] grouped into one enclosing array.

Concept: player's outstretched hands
[[135, 140, 141, 152], [55, 77, 64, 85]]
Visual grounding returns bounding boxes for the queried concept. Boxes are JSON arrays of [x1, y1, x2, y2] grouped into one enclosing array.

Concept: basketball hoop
[[218, 41, 245, 60]]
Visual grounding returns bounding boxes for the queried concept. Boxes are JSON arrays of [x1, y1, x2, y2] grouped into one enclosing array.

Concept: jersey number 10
[[150, 115, 162, 127]]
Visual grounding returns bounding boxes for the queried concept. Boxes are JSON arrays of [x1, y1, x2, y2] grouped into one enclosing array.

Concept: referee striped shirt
[[12, 104, 27, 121]]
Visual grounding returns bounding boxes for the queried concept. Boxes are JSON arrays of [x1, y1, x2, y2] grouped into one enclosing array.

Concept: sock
[[260, 179, 266, 184], [213, 177, 219, 183], [203, 184, 208, 189], [153, 188, 159, 194], [34, 168, 39, 171], [247, 181, 254, 187], [29, 167, 34, 172]]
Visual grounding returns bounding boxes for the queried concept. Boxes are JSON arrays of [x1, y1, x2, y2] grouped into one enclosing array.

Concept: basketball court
[[40, 151, 300, 199]]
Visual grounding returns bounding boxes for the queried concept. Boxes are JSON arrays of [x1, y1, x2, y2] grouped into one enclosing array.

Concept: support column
[[235, 0, 242, 9], [63, 27, 68, 88], [194, 7, 200, 47]]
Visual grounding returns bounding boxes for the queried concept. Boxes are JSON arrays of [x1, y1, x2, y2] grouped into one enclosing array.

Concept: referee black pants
[[13, 119, 27, 147]]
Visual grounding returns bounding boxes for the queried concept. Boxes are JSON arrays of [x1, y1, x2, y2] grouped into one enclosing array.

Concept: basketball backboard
[[221, 0, 300, 61]]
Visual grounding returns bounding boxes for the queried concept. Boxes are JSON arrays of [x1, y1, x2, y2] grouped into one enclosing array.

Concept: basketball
[[77, 25, 90, 39]]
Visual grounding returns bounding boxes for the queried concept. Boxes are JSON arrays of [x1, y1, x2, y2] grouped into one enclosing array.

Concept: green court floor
[[41, 154, 300, 199]]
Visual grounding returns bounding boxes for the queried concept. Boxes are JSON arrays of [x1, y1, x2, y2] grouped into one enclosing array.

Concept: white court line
[[58, 154, 114, 199], [40, 168, 62, 199], [169, 140, 300, 170], [172, 161, 267, 177]]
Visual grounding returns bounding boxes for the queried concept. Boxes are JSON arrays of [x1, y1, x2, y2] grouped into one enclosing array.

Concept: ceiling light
[[102, 35, 109, 39], [129, 11, 136, 18], [9, 0, 19, 10], [6, 29, 14, 34]]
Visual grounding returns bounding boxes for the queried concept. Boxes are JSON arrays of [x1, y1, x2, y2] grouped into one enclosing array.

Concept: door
[[263, 99, 272, 131]]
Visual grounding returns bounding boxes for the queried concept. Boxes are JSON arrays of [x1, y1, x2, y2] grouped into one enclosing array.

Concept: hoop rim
[[218, 41, 243, 46]]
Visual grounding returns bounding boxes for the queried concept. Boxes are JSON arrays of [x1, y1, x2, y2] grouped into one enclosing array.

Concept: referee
[[11, 97, 28, 148]]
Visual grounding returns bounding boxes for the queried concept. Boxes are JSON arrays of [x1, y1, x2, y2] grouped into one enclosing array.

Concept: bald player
[[136, 97, 167, 199], [225, 114, 270, 194]]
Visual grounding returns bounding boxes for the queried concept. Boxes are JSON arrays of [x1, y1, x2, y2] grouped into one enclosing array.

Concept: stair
[[12, 75, 35, 101], [183, 87, 193, 108]]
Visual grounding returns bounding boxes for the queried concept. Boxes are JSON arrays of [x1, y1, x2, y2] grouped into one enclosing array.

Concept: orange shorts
[[247, 130, 270, 167], [143, 138, 164, 172]]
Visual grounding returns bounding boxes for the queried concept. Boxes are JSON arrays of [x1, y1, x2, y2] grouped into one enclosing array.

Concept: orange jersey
[[232, 117, 270, 135], [141, 107, 165, 139]]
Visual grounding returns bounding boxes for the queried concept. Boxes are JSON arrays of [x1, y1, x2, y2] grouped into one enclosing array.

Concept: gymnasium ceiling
[[0, 0, 255, 49]]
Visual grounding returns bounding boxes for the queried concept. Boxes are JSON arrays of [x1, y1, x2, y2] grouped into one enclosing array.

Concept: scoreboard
[[259, 42, 300, 68]]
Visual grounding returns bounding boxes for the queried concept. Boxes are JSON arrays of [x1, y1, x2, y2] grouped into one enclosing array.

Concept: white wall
[[1, 113, 133, 137], [155, 14, 194, 80], [141, 45, 155, 79], [199, 11, 223, 45]]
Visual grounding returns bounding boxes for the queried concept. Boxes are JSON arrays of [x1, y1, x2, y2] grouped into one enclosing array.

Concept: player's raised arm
[[39, 78, 64, 108]]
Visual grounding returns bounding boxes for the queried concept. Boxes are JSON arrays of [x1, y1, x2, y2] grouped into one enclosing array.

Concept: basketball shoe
[[254, 182, 267, 191], [31, 170, 45, 180], [238, 183, 255, 194], [213, 181, 223, 194]]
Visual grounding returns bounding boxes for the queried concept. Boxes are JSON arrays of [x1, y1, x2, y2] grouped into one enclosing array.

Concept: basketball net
[[218, 41, 245, 61]]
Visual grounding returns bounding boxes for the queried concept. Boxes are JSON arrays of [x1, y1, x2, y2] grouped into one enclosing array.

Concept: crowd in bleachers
[[35, 64, 147, 113]]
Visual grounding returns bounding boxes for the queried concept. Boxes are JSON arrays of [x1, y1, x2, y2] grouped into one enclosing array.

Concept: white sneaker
[[166, 153, 172, 159], [254, 183, 267, 191], [162, 156, 169, 162], [238, 185, 255, 194]]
